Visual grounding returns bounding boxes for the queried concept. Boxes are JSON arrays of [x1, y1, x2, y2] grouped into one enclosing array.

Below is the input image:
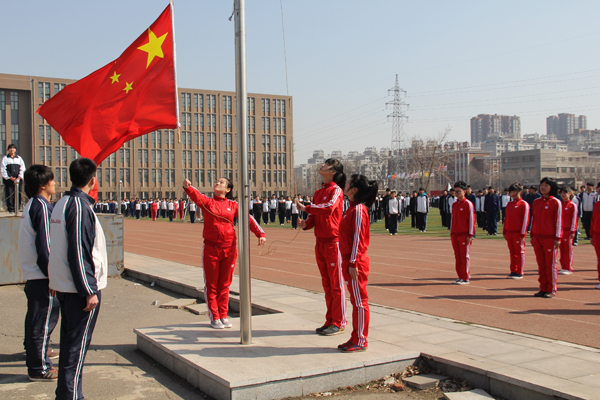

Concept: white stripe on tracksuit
[[201, 244, 214, 322], [73, 306, 96, 400], [336, 243, 347, 328], [351, 278, 366, 346], [40, 291, 53, 373]]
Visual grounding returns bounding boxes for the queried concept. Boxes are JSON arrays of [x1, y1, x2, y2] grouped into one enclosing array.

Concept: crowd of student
[[12, 148, 600, 400]]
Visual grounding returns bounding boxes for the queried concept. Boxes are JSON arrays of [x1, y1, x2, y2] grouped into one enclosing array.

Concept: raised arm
[[305, 187, 342, 216]]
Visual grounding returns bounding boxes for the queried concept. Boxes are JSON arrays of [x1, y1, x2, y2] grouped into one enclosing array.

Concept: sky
[[3, 0, 600, 165]]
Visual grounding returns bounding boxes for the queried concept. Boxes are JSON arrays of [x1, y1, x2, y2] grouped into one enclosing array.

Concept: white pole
[[234, 0, 252, 345]]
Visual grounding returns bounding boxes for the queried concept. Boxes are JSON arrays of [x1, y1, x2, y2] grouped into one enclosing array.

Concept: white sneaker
[[558, 270, 573, 275], [210, 320, 224, 329], [221, 318, 233, 328], [595, 284, 600, 290]]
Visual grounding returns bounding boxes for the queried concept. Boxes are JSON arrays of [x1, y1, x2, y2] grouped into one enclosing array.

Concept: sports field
[[124, 215, 600, 349]]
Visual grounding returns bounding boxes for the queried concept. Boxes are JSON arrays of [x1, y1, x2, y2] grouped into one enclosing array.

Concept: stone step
[[403, 374, 449, 389], [158, 298, 196, 309], [185, 303, 208, 315], [443, 388, 494, 399]]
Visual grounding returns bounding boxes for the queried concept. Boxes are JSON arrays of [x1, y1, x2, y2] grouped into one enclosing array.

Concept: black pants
[[440, 211, 447, 227], [582, 211, 593, 238], [24, 279, 59, 377], [384, 214, 389, 230], [285, 210, 291, 221], [190, 211, 196, 223], [270, 209, 276, 223], [501, 207, 506, 223], [253, 211, 262, 224], [291, 213, 299, 229], [417, 212, 428, 231], [389, 214, 399, 234], [135, 210, 140, 219], [3, 178, 20, 213], [56, 291, 101, 400], [279, 211, 285, 225], [411, 212, 416, 228], [168, 210, 174, 221], [486, 211, 498, 234]]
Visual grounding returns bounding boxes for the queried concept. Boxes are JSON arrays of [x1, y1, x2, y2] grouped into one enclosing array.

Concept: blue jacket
[[484, 193, 500, 212]]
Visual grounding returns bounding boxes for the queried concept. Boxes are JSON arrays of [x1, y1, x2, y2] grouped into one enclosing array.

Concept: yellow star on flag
[[124, 82, 133, 94], [137, 28, 168, 68], [110, 71, 121, 84]]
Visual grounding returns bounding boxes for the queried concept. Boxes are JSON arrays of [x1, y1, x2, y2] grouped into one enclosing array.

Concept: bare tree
[[407, 127, 452, 192]]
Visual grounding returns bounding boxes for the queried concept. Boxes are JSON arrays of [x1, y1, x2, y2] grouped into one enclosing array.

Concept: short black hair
[[69, 158, 97, 188], [24, 164, 54, 198], [453, 181, 467, 191], [7, 143, 16, 151], [488, 186, 494, 190], [540, 177, 558, 197], [587, 182, 594, 187], [508, 182, 522, 192], [418, 187, 425, 191]]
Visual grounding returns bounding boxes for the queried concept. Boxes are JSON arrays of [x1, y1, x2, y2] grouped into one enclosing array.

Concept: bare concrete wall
[[0, 213, 123, 285]]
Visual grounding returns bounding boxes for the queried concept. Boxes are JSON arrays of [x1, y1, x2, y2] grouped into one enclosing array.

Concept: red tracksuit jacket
[[151, 202, 158, 212], [339, 202, 370, 265], [590, 201, 600, 236], [184, 186, 264, 247], [530, 196, 562, 240], [449, 198, 475, 237], [502, 198, 529, 237], [561, 200, 578, 236], [304, 181, 343, 243]]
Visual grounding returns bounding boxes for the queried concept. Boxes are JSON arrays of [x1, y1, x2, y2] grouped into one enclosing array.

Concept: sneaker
[[221, 318, 233, 328], [320, 325, 344, 336], [533, 291, 545, 297], [453, 279, 469, 285], [507, 273, 523, 279], [558, 270, 573, 275], [47, 349, 59, 360], [210, 320, 224, 329], [316, 324, 328, 334], [595, 284, 600, 290], [29, 369, 58, 382], [337, 340, 353, 349], [542, 292, 555, 298], [341, 344, 367, 352], [573, 242, 578, 246]]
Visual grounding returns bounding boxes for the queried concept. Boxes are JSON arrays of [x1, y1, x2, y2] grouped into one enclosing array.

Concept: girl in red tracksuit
[[338, 174, 378, 352], [183, 177, 266, 329], [530, 177, 562, 298], [179, 199, 185, 220], [503, 182, 529, 279], [559, 187, 578, 275], [151, 199, 158, 221], [590, 183, 600, 290], [450, 181, 476, 285], [298, 159, 347, 336]]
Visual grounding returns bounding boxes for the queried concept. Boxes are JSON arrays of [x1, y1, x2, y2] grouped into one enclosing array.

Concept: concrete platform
[[127, 252, 600, 400], [135, 313, 419, 400]]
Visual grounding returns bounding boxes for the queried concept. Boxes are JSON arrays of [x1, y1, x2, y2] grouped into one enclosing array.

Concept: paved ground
[[0, 277, 210, 400], [123, 218, 600, 349]]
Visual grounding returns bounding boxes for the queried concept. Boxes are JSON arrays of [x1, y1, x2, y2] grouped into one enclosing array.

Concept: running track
[[123, 219, 600, 349]]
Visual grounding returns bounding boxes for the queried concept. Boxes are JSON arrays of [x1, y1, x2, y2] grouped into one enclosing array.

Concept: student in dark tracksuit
[[48, 158, 108, 400], [382, 189, 391, 230], [18, 165, 59, 382], [409, 191, 418, 228], [484, 186, 501, 235]]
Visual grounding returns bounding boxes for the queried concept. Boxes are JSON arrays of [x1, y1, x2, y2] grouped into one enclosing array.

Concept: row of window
[[179, 92, 287, 117], [38, 82, 66, 101], [0, 90, 19, 141]]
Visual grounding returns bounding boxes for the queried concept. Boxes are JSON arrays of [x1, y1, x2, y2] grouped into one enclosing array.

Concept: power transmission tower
[[387, 74, 409, 193]]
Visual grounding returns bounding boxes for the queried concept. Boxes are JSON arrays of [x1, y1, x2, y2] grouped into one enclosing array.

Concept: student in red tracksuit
[[503, 182, 529, 279], [182, 177, 266, 329], [530, 177, 562, 298], [559, 187, 578, 275], [151, 199, 158, 221], [450, 181, 476, 285], [298, 159, 347, 336], [338, 174, 378, 352], [179, 199, 185, 220], [589, 182, 600, 290]]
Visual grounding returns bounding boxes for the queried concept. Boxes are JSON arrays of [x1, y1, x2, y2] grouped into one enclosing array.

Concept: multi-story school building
[[0, 72, 294, 202]]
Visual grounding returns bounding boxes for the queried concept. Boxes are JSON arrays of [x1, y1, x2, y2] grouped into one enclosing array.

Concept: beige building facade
[[0, 73, 293, 201]]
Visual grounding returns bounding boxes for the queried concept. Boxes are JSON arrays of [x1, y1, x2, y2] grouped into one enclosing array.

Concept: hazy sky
[[3, 0, 599, 164]]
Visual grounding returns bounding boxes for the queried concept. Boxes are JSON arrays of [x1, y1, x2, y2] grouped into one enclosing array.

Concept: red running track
[[124, 219, 600, 349]]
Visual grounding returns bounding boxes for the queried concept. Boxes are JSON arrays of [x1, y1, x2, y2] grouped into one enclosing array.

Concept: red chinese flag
[[37, 3, 177, 166]]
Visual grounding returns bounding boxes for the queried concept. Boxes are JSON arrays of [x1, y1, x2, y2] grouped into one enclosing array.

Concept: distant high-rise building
[[470, 114, 520, 144], [546, 113, 587, 139]]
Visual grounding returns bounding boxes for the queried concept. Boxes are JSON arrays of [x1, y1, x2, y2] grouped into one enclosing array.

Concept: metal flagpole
[[234, 0, 252, 345]]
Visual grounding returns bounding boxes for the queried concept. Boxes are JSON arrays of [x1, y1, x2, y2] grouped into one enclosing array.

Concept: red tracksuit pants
[[342, 256, 369, 347], [559, 231, 574, 272], [531, 236, 558, 294], [151, 209, 157, 221], [451, 234, 471, 281], [592, 234, 600, 282], [202, 243, 237, 321], [315, 242, 347, 328], [179, 209, 184, 220], [505, 233, 526, 275]]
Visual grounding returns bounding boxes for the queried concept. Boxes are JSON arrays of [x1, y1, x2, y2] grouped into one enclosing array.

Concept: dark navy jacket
[[484, 193, 501, 212]]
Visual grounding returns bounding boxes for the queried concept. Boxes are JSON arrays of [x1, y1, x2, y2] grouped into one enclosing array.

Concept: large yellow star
[[110, 71, 121, 84], [124, 82, 133, 94], [137, 28, 168, 68]]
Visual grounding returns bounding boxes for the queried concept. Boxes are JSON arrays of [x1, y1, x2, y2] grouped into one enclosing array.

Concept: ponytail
[[324, 158, 346, 190], [348, 174, 378, 207]]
